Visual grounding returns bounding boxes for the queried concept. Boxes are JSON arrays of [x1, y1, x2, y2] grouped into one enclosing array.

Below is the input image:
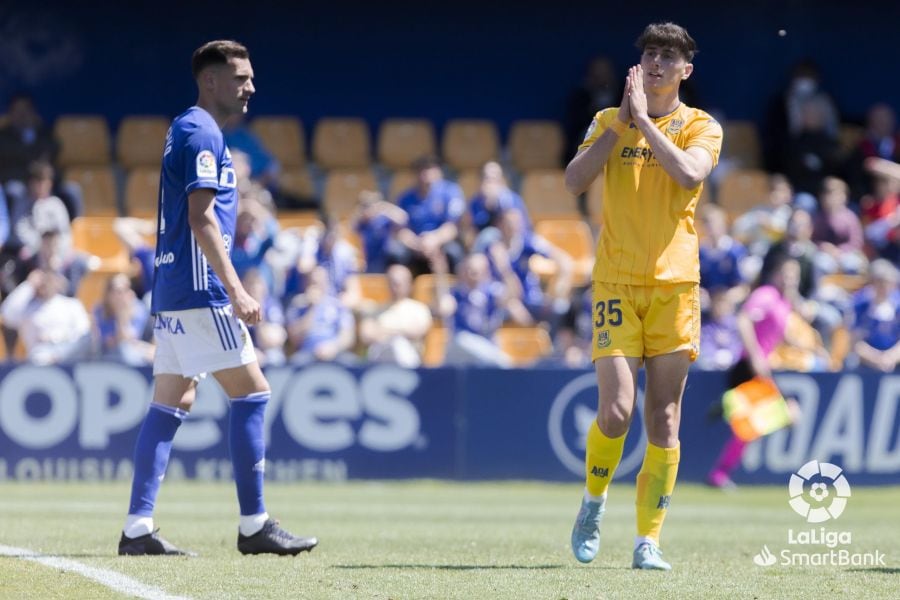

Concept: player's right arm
[[187, 189, 261, 324], [564, 79, 632, 196]]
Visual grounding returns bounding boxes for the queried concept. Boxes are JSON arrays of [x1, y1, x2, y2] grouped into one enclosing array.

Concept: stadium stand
[[495, 326, 553, 366], [116, 116, 169, 169], [322, 168, 379, 220], [441, 119, 500, 171], [716, 168, 770, 223], [250, 116, 306, 168], [66, 166, 119, 215], [377, 119, 437, 170], [54, 115, 112, 167], [508, 120, 565, 172], [721, 120, 762, 169], [124, 167, 159, 217], [521, 169, 580, 219], [312, 118, 371, 169]]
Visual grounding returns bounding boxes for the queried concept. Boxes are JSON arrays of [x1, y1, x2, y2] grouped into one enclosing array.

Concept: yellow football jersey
[[579, 104, 723, 285]]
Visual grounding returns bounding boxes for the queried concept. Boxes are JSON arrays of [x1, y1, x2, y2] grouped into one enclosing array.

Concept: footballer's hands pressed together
[[627, 65, 649, 122]]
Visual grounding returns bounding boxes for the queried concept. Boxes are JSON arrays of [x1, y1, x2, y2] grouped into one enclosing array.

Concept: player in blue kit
[[118, 40, 318, 556]]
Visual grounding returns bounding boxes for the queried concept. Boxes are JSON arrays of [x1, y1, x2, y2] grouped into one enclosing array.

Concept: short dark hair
[[412, 154, 441, 172], [191, 40, 249, 79], [636, 22, 697, 61], [27, 160, 54, 182]]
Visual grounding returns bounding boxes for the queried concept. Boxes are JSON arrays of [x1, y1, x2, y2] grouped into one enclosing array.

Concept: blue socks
[[229, 392, 269, 517], [127, 403, 187, 517]]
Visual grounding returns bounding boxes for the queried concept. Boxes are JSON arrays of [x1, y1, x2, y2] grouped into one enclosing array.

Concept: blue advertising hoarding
[[0, 362, 897, 485]]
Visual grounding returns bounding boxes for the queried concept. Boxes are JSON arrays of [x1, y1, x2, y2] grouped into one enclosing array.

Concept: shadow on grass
[[0, 554, 117, 559], [332, 564, 621, 571], [845, 567, 900, 574]]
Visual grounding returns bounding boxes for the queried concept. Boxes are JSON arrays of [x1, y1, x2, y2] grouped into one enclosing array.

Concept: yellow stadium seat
[[377, 119, 437, 169], [251, 116, 306, 168], [124, 167, 159, 217], [456, 169, 482, 201], [717, 168, 769, 222], [279, 167, 315, 200], [442, 119, 500, 171], [76, 269, 121, 315], [508, 120, 565, 172], [829, 326, 851, 372], [277, 210, 321, 232], [116, 116, 169, 169], [54, 115, 112, 167], [322, 168, 378, 220], [533, 219, 594, 286], [356, 273, 392, 305], [312, 118, 371, 169], [820, 273, 867, 293], [422, 325, 448, 367], [66, 167, 119, 216], [413, 274, 455, 306], [496, 326, 553, 366], [71, 216, 130, 270], [388, 169, 417, 201], [521, 169, 579, 219], [722, 121, 762, 169]]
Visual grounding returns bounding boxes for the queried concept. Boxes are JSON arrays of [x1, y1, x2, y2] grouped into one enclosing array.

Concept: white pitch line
[[0, 545, 191, 600]]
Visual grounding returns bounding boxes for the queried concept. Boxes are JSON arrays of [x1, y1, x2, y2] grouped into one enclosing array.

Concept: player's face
[[213, 57, 255, 117], [640, 45, 692, 94]]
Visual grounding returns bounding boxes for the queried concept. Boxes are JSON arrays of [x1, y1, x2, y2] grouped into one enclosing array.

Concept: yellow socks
[[584, 420, 626, 498], [635, 442, 680, 544]]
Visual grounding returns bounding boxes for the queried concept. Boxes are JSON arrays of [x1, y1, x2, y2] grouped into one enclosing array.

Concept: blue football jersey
[[151, 107, 238, 313]]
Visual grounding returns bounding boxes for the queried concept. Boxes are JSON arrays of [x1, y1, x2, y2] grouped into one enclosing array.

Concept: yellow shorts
[[591, 280, 700, 362]]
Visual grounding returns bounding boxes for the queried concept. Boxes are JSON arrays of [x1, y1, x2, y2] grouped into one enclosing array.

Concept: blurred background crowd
[[0, 11, 897, 374]]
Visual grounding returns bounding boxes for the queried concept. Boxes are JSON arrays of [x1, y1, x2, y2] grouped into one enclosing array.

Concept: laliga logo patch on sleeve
[[196, 150, 217, 179]]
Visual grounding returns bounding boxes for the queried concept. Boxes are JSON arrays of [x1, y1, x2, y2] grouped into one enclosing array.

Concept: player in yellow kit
[[565, 22, 722, 570]]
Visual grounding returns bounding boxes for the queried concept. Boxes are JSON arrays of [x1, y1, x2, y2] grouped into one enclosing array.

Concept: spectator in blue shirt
[[92, 272, 154, 366], [232, 196, 278, 292], [851, 259, 900, 372], [486, 209, 572, 324], [698, 203, 749, 308], [435, 252, 529, 367], [349, 190, 408, 273], [243, 268, 287, 367], [393, 155, 465, 276], [284, 217, 361, 307], [286, 266, 356, 364], [464, 161, 531, 250]]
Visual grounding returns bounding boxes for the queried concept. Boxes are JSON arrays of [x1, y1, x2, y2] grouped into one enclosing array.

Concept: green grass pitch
[[0, 481, 897, 599]]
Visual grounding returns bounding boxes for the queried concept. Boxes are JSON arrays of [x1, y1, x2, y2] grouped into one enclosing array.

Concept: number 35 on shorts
[[594, 298, 623, 328]]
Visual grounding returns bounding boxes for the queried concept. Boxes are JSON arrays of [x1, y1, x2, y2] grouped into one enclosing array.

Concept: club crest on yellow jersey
[[666, 119, 685, 135]]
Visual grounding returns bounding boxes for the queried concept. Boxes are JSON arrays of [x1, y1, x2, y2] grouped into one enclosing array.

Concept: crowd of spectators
[[0, 59, 897, 372]]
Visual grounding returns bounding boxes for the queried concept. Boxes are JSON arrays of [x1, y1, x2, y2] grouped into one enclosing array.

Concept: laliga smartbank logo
[[752, 460, 886, 568]]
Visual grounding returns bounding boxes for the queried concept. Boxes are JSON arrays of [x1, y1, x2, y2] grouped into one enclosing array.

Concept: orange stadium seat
[[388, 168, 417, 202], [54, 115, 112, 167], [116, 116, 169, 169], [422, 325, 448, 367], [496, 326, 552, 366], [278, 167, 316, 201], [76, 269, 120, 315], [66, 167, 119, 216], [312, 118, 371, 169], [322, 168, 378, 220], [442, 119, 500, 171], [508, 120, 565, 172], [717, 168, 769, 222], [533, 219, 594, 286], [413, 274, 455, 307], [277, 210, 321, 232], [455, 169, 481, 201], [124, 167, 159, 217], [356, 273, 392, 305], [377, 119, 437, 169], [520, 169, 580, 219], [71, 216, 130, 270], [721, 120, 762, 169], [251, 116, 307, 168]]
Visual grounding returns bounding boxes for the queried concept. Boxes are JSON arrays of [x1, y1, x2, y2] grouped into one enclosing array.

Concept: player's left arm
[[637, 124, 716, 189]]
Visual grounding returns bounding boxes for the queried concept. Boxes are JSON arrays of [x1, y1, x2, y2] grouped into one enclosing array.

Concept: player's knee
[[645, 404, 679, 444], [597, 403, 631, 437]]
